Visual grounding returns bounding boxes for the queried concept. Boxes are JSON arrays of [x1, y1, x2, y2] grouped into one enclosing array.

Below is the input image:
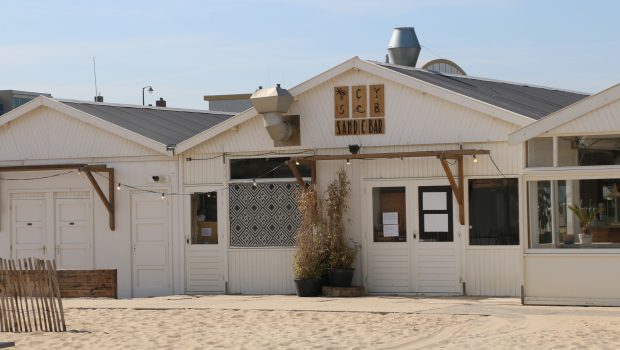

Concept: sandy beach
[[3, 295, 620, 349]]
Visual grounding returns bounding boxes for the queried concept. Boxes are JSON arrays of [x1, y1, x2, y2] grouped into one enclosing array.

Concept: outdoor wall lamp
[[142, 85, 154, 105], [348, 144, 360, 154]]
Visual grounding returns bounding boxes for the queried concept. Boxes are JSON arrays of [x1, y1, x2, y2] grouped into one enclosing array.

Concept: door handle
[[186, 238, 190, 245], [413, 234, 417, 239], [69, 222, 75, 225], [27, 223, 32, 226]]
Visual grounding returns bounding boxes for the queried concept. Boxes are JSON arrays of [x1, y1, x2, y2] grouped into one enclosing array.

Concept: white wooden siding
[[186, 248, 225, 292], [367, 243, 411, 293], [549, 98, 620, 135], [228, 249, 296, 294], [0, 106, 160, 161], [464, 247, 522, 296]]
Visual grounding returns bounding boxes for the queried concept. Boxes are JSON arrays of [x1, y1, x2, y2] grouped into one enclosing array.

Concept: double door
[[364, 179, 461, 294], [11, 193, 93, 269]]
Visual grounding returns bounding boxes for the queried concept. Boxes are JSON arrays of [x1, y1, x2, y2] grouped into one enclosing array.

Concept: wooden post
[[310, 161, 317, 186], [84, 167, 115, 231], [108, 168, 116, 231], [457, 156, 465, 225], [286, 161, 306, 188], [439, 157, 465, 225]]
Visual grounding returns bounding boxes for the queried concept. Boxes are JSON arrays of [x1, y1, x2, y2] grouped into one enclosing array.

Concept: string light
[[346, 159, 350, 165], [207, 192, 211, 198], [473, 155, 478, 163], [252, 179, 257, 187], [295, 160, 300, 166], [161, 193, 165, 199], [117, 183, 122, 190]]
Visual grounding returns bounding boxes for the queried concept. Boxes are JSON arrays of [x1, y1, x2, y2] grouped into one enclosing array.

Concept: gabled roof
[[0, 96, 235, 155], [62, 100, 234, 146], [177, 57, 585, 153], [377, 62, 588, 120], [508, 83, 620, 144]]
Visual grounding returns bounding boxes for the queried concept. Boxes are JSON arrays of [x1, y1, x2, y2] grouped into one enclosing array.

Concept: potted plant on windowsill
[[293, 185, 328, 297], [325, 170, 359, 287], [568, 204, 602, 245]]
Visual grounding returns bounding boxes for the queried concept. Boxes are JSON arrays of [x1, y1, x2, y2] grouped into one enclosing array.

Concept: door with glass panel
[[185, 190, 226, 293], [365, 180, 460, 294]]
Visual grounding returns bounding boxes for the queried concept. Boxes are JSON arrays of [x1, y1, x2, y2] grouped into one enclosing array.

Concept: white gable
[[188, 68, 523, 154], [549, 97, 620, 136], [0, 106, 161, 161]]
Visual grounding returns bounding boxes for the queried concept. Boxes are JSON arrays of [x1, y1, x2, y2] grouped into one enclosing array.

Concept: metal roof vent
[[387, 27, 421, 67], [250, 84, 298, 145]]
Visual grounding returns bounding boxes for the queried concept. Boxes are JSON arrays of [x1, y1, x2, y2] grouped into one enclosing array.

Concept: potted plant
[[568, 204, 602, 245], [292, 185, 329, 296], [324, 170, 359, 287]]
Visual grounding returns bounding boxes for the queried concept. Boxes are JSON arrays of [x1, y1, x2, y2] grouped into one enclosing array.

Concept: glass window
[[418, 186, 453, 242], [372, 187, 407, 242], [558, 136, 620, 167], [11, 97, 31, 108], [528, 178, 620, 248], [191, 192, 218, 244], [230, 157, 311, 180], [468, 179, 519, 245], [527, 137, 553, 167]]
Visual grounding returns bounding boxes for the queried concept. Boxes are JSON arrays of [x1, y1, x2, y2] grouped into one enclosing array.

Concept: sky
[[1, 0, 619, 110]]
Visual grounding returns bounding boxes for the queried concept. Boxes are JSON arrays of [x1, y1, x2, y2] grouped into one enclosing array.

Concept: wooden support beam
[[107, 168, 115, 231], [286, 161, 306, 188], [83, 167, 115, 231], [439, 157, 465, 225], [293, 149, 489, 163], [457, 157, 465, 225], [310, 160, 317, 186]]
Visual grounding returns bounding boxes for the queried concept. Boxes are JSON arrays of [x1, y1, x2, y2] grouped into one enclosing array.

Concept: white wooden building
[[3, 55, 618, 305]]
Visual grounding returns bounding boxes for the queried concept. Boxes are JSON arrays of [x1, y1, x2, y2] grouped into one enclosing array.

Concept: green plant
[[292, 185, 329, 279], [568, 204, 602, 234], [324, 169, 358, 269]]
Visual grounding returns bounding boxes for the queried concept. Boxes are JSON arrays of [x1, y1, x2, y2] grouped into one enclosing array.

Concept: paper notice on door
[[382, 212, 399, 225], [201, 227, 213, 237], [383, 224, 399, 237]]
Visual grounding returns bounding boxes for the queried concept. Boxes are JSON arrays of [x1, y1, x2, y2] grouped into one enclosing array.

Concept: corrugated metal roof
[[61, 101, 235, 145], [375, 62, 589, 120]]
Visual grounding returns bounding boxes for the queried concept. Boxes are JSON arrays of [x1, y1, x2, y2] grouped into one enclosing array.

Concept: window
[[418, 186, 453, 242], [558, 136, 620, 167], [527, 137, 553, 167], [372, 187, 407, 242], [11, 97, 31, 109], [469, 179, 519, 245], [528, 178, 620, 248], [191, 192, 218, 244], [230, 157, 311, 180]]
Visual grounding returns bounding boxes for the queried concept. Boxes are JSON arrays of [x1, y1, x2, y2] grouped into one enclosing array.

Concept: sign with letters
[[334, 84, 385, 136]]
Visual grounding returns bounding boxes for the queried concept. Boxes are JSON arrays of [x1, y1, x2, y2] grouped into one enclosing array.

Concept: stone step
[[322, 286, 367, 297]]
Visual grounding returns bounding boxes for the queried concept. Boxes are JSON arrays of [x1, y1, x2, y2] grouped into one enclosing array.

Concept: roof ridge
[[372, 61, 590, 96], [56, 98, 236, 115]]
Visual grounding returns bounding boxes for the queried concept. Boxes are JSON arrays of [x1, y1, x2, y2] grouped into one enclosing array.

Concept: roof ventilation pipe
[[250, 84, 296, 142], [387, 27, 421, 67]]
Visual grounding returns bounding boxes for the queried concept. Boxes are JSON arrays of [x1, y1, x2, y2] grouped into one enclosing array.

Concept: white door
[[364, 180, 461, 294], [55, 198, 93, 270], [131, 192, 172, 297], [11, 198, 47, 259], [185, 190, 226, 293]]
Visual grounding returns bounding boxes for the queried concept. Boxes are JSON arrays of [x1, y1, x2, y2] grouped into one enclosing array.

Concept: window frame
[[467, 177, 520, 246]]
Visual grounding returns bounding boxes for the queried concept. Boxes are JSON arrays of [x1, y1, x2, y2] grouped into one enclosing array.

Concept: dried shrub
[[325, 169, 358, 269], [292, 185, 329, 279]]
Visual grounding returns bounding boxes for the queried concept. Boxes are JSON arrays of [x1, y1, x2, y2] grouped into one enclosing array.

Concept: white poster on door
[[382, 212, 398, 225], [383, 224, 399, 237], [424, 214, 449, 232]]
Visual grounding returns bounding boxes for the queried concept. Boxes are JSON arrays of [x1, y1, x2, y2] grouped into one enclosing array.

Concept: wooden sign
[[369, 84, 385, 117], [334, 86, 349, 118], [334, 84, 385, 136], [351, 85, 367, 118]]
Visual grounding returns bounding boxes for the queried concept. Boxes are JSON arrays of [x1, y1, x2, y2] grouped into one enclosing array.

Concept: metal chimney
[[156, 97, 166, 107], [94, 95, 103, 102], [387, 27, 421, 67]]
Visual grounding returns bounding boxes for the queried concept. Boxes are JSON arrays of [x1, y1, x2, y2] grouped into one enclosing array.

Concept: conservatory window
[[557, 136, 620, 167], [528, 178, 620, 248], [527, 137, 553, 167]]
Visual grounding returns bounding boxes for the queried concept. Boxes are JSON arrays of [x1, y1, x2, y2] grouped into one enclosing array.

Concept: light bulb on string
[[161, 193, 165, 199], [252, 179, 257, 187], [295, 160, 300, 166], [473, 155, 478, 163], [117, 183, 122, 190], [346, 159, 350, 165]]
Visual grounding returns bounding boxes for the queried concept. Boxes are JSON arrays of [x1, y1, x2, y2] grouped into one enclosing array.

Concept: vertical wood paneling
[[228, 249, 295, 294], [464, 247, 522, 296], [551, 98, 620, 135], [0, 106, 160, 161]]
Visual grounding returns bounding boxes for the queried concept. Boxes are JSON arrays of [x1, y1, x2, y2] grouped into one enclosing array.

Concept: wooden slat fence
[[0, 258, 66, 332]]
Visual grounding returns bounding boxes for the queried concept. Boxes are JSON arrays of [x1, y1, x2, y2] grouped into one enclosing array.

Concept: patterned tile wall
[[229, 182, 302, 247]]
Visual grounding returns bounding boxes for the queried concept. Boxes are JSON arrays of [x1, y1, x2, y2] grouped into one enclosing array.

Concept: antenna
[[93, 57, 99, 97]]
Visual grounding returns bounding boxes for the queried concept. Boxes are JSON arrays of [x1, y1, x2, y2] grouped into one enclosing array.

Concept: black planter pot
[[327, 268, 354, 287], [294, 278, 323, 297]]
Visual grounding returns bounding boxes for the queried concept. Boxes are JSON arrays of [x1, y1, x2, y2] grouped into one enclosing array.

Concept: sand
[[3, 295, 620, 349]]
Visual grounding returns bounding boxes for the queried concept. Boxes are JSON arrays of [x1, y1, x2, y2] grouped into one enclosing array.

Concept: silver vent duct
[[250, 84, 296, 142], [387, 27, 421, 67]]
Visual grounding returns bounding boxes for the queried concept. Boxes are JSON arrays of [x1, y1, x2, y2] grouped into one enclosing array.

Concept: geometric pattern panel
[[229, 182, 302, 247]]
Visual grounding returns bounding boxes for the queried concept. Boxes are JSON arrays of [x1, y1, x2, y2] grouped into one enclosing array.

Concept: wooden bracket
[[286, 160, 306, 188], [83, 167, 116, 231], [439, 156, 465, 225]]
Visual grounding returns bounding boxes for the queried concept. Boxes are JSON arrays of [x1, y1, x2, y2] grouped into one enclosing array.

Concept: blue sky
[[1, 0, 619, 109]]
